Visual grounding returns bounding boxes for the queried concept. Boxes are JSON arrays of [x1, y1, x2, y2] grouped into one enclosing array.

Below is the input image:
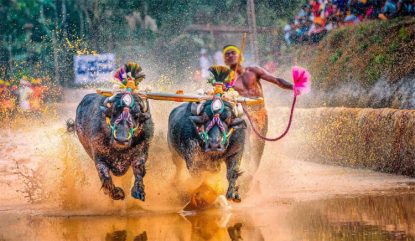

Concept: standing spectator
[[333, 0, 348, 11], [199, 48, 211, 79], [297, 4, 309, 18], [9, 80, 19, 106], [357, 0, 372, 20], [213, 50, 224, 65], [18, 77, 32, 112], [310, 0, 322, 19], [399, 0, 415, 15], [379, 0, 398, 19], [325, 0, 337, 19], [371, 0, 385, 17], [284, 22, 293, 46], [30, 78, 47, 112], [344, 0, 361, 24]]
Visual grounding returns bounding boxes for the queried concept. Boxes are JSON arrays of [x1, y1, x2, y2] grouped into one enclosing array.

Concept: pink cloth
[[292, 66, 311, 96]]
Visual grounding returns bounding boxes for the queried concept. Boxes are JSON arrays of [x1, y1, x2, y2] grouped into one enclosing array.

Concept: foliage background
[[0, 0, 303, 86]]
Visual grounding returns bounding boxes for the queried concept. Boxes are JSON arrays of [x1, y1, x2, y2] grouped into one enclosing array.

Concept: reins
[[243, 94, 297, 142]]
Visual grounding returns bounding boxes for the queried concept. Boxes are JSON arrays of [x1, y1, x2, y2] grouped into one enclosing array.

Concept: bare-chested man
[[223, 45, 294, 179]]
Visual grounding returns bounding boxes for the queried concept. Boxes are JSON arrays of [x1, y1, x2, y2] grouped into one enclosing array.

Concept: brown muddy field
[[1, 89, 415, 241]]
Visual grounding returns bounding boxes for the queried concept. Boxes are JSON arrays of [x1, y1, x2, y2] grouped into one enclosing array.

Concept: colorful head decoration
[[222, 45, 244, 64], [207, 65, 232, 87], [199, 66, 237, 146], [207, 65, 236, 92], [206, 66, 227, 141], [114, 62, 145, 90]]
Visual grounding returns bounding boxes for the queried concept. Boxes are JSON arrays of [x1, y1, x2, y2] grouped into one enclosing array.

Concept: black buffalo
[[71, 92, 153, 201], [168, 98, 247, 202]]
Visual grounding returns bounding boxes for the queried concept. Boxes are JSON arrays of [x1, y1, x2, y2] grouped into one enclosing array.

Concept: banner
[[74, 54, 115, 85]]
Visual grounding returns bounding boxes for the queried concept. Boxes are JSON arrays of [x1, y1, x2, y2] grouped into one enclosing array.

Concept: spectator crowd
[[284, 0, 415, 45]]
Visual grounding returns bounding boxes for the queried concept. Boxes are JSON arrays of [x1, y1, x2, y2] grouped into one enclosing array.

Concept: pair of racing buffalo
[[70, 75, 248, 203]]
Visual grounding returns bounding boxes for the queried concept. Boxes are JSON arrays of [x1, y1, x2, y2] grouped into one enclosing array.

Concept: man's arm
[[250, 66, 293, 90]]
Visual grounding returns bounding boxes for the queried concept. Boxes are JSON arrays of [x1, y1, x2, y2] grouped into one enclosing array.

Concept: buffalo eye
[[138, 112, 151, 122], [221, 109, 232, 125], [229, 118, 247, 129], [131, 106, 140, 118]]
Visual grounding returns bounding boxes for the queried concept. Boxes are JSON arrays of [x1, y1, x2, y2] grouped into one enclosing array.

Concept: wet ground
[[2, 189, 415, 241], [1, 89, 415, 241]]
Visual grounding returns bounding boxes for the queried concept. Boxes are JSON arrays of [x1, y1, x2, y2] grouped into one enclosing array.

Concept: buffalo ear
[[191, 101, 205, 115], [138, 112, 151, 122], [139, 99, 149, 113], [230, 118, 247, 129]]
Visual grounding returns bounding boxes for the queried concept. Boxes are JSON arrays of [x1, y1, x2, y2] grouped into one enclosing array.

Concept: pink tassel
[[292, 66, 311, 96]]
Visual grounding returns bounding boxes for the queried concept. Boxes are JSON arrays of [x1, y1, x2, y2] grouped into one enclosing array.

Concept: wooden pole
[[247, 0, 259, 64], [7, 35, 13, 77], [241, 32, 247, 54], [96, 89, 264, 106]]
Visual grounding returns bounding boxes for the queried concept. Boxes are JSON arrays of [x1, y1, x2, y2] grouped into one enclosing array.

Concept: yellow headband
[[223, 46, 244, 64]]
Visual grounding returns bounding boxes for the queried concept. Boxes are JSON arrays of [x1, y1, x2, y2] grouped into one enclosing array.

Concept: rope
[[243, 95, 297, 142]]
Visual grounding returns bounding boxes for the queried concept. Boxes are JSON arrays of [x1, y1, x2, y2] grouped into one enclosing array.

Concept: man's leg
[[247, 107, 268, 173], [240, 107, 268, 194]]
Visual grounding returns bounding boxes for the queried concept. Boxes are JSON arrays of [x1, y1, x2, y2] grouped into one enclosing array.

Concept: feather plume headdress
[[114, 62, 146, 88], [207, 65, 233, 85]]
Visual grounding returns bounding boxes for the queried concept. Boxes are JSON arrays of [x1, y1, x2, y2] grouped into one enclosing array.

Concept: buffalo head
[[189, 98, 246, 152], [101, 92, 150, 149]]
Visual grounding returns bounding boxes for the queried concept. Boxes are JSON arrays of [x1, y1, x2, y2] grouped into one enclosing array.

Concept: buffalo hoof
[[111, 187, 125, 200], [131, 183, 145, 201], [226, 186, 241, 203]]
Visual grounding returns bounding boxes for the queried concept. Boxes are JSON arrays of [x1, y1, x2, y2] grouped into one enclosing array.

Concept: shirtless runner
[[223, 45, 294, 180]]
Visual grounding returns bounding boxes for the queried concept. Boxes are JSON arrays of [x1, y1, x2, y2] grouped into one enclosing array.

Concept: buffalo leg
[[131, 155, 147, 201], [95, 157, 125, 200], [225, 153, 243, 202]]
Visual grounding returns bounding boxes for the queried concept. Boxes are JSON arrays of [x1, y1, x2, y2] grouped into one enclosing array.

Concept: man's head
[[223, 45, 243, 67]]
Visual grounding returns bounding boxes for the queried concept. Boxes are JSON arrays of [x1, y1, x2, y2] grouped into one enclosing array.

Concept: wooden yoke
[[96, 89, 264, 106]]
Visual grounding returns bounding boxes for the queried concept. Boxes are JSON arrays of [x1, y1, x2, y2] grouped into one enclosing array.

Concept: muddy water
[[1, 89, 415, 241], [1, 192, 415, 241]]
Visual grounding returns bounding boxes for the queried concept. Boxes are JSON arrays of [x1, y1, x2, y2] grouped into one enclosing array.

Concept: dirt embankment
[[277, 17, 415, 109], [277, 107, 415, 176], [267, 18, 415, 174]]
